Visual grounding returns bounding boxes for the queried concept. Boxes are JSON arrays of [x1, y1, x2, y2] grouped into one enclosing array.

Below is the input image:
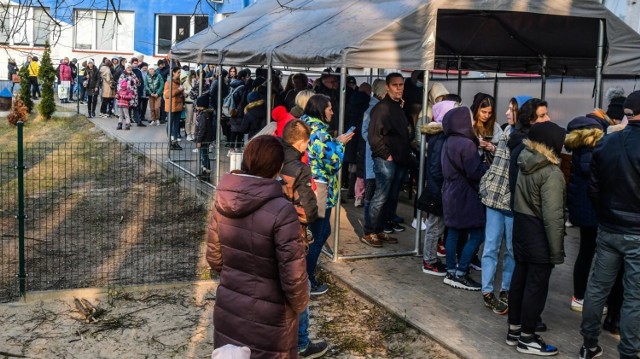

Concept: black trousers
[[29, 76, 40, 98], [508, 260, 554, 334], [573, 226, 598, 299], [139, 97, 148, 121], [100, 97, 113, 115], [87, 95, 98, 115]]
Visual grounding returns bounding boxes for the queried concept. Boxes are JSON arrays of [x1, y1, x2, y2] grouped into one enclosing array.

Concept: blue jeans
[[481, 207, 514, 294], [168, 111, 181, 141], [199, 148, 210, 171], [446, 227, 484, 276], [366, 158, 406, 234], [581, 229, 640, 357], [298, 279, 311, 351], [307, 207, 332, 285]]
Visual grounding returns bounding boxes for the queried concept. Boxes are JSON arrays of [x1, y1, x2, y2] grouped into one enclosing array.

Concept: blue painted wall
[[38, 0, 252, 56]]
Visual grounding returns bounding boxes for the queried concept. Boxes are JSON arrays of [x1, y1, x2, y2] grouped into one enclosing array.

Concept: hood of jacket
[[518, 139, 560, 175], [428, 82, 449, 103], [470, 92, 495, 116], [564, 128, 604, 150], [215, 173, 284, 218], [513, 95, 533, 109], [443, 106, 478, 145], [229, 78, 244, 89], [283, 141, 303, 162], [290, 105, 304, 118]]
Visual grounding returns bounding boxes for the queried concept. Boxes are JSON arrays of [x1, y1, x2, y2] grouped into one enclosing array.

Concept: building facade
[[0, 0, 253, 72]]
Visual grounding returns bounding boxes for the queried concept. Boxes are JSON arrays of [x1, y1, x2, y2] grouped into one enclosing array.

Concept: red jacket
[[58, 63, 73, 82]]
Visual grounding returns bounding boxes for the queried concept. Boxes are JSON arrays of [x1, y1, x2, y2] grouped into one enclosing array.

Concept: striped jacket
[[479, 126, 513, 211]]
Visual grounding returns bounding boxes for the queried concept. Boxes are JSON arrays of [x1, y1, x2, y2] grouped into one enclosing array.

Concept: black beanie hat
[[607, 96, 626, 120], [196, 94, 210, 108], [567, 116, 603, 132], [528, 122, 566, 157]]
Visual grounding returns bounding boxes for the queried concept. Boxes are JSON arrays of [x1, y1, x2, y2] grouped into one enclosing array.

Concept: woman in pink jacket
[[57, 57, 74, 103]]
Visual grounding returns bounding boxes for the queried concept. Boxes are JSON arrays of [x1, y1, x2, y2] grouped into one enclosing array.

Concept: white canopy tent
[[170, 0, 640, 261]]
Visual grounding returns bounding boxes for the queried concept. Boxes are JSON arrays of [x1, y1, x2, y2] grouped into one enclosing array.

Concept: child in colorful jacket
[[116, 74, 136, 130]]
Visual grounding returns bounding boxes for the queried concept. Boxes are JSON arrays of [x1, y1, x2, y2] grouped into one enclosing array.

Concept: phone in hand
[[483, 135, 493, 142], [345, 126, 356, 135]]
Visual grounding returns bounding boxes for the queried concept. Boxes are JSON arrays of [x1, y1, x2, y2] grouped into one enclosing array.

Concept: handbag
[[82, 79, 88, 88], [314, 180, 328, 219], [417, 190, 443, 215], [11, 74, 20, 83]]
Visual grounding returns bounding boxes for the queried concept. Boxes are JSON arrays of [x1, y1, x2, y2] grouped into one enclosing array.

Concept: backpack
[[222, 84, 245, 118]]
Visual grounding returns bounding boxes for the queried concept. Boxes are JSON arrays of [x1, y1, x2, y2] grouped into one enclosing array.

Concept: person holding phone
[[471, 93, 502, 164]]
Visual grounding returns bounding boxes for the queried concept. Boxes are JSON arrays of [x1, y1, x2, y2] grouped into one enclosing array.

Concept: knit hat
[[623, 90, 640, 117], [432, 100, 457, 123], [247, 91, 260, 103], [606, 96, 626, 120], [196, 94, 210, 108], [528, 122, 566, 157], [567, 116, 603, 132], [211, 344, 251, 359]]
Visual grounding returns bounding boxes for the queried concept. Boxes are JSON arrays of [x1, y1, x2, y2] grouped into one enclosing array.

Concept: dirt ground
[[0, 269, 458, 359]]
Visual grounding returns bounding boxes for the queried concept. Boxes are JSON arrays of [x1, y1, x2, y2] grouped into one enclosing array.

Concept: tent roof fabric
[[171, 0, 640, 76]]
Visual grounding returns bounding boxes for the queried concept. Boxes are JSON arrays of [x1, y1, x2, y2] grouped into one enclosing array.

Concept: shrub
[[38, 40, 56, 119], [18, 65, 33, 113], [7, 97, 28, 126]]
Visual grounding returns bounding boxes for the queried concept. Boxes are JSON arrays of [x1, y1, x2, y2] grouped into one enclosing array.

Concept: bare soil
[[0, 270, 457, 359]]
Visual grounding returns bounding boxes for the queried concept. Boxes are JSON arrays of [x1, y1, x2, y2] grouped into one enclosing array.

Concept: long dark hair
[[303, 94, 331, 122]]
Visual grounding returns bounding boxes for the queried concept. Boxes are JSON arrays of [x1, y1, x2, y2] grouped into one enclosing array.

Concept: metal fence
[[0, 125, 215, 302]]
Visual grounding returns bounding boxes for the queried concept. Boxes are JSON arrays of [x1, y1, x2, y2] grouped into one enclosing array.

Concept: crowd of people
[[11, 55, 639, 358], [204, 67, 639, 359]]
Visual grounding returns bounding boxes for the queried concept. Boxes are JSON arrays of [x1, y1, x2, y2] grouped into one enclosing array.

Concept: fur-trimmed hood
[[421, 122, 443, 135], [564, 128, 604, 150], [519, 139, 560, 174]]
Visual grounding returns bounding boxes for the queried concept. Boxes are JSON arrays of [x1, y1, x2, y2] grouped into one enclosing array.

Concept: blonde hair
[[295, 90, 315, 110]]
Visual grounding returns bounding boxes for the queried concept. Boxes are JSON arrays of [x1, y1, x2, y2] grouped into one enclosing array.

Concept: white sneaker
[[411, 218, 427, 230], [571, 296, 584, 312], [354, 198, 363, 207], [565, 219, 573, 228], [187, 135, 194, 141]]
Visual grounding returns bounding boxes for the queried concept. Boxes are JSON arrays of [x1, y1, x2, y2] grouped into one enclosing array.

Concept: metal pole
[[215, 64, 223, 185], [266, 65, 273, 122], [76, 67, 80, 114], [168, 60, 174, 155], [457, 57, 462, 96], [16, 121, 26, 298], [198, 64, 204, 97], [368, 68, 374, 84], [595, 19, 605, 108], [493, 71, 499, 108], [332, 60, 347, 262], [540, 56, 547, 100], [414, 70, 430, 255]]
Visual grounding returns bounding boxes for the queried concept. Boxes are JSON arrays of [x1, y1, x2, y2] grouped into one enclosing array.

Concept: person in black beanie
[[507, 121, 566, 356]]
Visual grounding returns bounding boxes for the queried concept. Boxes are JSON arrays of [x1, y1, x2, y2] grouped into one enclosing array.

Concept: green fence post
[[16, 121, 26, 298]]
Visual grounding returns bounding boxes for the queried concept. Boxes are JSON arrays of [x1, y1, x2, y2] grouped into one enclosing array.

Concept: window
[[0, 4, 50, 47], [155, 14, 209, 55], [73, 10, 134, 52]]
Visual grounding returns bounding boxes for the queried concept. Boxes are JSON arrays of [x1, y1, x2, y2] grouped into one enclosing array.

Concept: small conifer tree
[[18, 65, 33, 113], [38, 40, 56, 119]]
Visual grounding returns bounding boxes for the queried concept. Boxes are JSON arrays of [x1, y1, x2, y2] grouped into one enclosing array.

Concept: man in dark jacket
[[508, 122, 566, 357], [157, 59, 170, 124], [580, 91, 640, 359], [130, 57, 146, 127], [361, 73, 411, 247]]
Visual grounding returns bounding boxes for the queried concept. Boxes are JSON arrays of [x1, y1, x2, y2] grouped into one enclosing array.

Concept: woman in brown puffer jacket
[[207, 135, 309, 359]]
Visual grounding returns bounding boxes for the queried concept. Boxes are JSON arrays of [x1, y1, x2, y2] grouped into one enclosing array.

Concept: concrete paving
[[78, 101, 622, 359]]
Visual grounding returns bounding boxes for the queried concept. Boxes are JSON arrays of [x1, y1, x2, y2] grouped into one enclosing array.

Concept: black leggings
[[87, 95, 98, 114], [573, 227, 598, 299]]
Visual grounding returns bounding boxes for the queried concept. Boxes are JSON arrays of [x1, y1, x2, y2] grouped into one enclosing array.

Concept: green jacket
[[512, 139, 566, 265], [145, 73, 164, 97]]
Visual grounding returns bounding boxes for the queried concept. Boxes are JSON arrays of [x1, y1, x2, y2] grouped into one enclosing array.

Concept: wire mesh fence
[[0, 141, 216, 302]]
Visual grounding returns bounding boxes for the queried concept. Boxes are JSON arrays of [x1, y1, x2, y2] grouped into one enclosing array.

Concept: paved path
[[80, 103, 621, 359]]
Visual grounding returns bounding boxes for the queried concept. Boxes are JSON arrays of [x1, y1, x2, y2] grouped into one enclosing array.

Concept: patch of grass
[[0, 114, 107, 148]]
